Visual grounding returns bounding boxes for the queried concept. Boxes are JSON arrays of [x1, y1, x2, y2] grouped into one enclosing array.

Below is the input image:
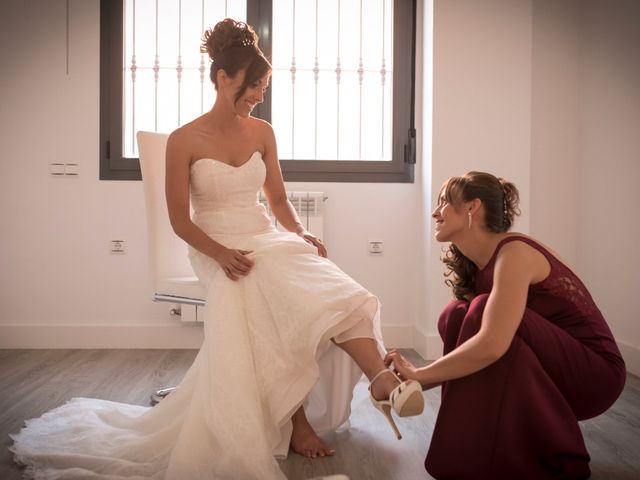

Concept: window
[[100, 0, 416, 182]]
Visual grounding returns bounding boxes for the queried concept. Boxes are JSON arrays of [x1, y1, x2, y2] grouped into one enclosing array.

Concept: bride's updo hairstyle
[[200, 18, 271, 103], [440, 171, 521, 300]]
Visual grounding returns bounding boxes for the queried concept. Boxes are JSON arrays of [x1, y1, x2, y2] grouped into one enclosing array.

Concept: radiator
[[258, 191, 326, 238]]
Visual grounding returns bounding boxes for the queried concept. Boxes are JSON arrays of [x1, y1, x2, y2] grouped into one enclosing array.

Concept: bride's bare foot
[[290, 407, 335, 458]]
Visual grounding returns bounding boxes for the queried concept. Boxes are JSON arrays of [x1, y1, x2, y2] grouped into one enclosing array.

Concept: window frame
[[99, 0, 416, 182]]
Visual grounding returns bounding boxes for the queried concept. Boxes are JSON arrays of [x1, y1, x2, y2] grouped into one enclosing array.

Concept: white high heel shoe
[[369, 369, 424, 440]]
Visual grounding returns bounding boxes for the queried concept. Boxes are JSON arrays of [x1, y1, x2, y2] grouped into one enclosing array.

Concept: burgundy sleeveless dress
[[425, 236, 626, 480]]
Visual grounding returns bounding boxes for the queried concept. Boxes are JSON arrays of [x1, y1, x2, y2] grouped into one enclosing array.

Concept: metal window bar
[[358, 0, 363, 160], [313, 0, 318, 159], [198, 60, 205, 112], [290, 0, 297, 160], [200, 0, 205, 115], [129, 0, 137, 155], [381, 0, 387, 159], [336, 0, 341, 160], [177, 0, 182, 125]]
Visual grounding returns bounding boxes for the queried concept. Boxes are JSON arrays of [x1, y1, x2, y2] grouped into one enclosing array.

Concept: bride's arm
[[259, 121, 327, 257], [165, 129, 253, 280]]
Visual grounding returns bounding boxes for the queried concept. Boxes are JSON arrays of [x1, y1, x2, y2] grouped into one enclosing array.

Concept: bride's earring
[[468, 211, 472, 229]]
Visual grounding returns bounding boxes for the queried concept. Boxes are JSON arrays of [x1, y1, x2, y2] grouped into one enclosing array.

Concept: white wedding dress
[[11, 151, 384, 479]]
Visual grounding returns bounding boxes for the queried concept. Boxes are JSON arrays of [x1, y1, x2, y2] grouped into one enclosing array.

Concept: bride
[[10, 18, 424, 480]]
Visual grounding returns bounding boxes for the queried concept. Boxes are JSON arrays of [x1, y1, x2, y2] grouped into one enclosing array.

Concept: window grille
[[100, 0, 416, 182], [123, 0, 247, 158], [271, 0, 392, 162]]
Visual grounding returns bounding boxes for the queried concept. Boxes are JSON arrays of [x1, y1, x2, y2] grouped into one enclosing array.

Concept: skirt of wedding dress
[[11, 231, 384, 479]]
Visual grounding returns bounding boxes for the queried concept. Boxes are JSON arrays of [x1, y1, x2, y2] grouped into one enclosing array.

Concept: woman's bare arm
[[259, 120, 327, 257], [387, 241, 545, 386]]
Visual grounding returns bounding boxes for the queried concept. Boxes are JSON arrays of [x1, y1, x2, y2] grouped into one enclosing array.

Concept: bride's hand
[[384, 350, 420, 382], [298, 231, 327, 258], [215, 247, 254, 281]]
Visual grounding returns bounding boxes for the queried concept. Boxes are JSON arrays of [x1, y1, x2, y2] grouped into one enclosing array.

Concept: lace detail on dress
[[541, 266, 596, 317], [477, 236, 597, 318]]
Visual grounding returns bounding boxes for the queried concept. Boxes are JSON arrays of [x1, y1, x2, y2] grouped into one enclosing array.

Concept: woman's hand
[[298, 231, 327, 258], [384, 350, 421, 382], [215, 247, 254, 281]]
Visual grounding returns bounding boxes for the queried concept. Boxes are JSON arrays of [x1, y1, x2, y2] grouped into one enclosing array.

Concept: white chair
[[137, 131, 206, 403], [137, 131, 206, 312]]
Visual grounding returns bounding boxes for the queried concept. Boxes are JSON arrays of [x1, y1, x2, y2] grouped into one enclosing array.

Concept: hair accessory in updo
[[198, 18, 271, 99], [200, 18, 258, 63]]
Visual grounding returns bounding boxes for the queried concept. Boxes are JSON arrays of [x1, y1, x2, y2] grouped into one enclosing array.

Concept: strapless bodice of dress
[[189, 152, 274, 236]]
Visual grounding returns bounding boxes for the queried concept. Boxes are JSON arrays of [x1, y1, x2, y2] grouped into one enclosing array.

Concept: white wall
[[1, 0, 639, 375], [530, 0, 580, 263], [577, 0, 640, 372], [528, 0, 640, 373], [424, 0, 534, 355]]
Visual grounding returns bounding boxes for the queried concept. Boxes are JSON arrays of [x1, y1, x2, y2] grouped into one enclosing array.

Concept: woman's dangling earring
[[468, 211, 472, 229]]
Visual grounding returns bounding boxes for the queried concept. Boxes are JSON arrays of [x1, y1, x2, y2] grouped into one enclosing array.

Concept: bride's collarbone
[[190, 130, 262, 166]]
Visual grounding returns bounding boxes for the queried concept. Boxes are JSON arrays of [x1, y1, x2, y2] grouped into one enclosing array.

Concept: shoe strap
[[369, 368, 401, 391]]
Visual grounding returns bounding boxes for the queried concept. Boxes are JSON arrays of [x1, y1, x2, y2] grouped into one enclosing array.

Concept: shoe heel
[[380, 403, 402, 440], [368, 368, 414, 440]]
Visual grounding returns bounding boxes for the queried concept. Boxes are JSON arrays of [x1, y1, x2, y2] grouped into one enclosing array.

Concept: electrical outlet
[[110, 240, 126, 254], [369, 240, 383, 255]]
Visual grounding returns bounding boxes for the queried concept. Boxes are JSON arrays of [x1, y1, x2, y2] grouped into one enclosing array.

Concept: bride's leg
[[289, 339, 394, 457], [336, 337, 424, 440], [334, 337, 401, 401], [290, 405, 336, 458]]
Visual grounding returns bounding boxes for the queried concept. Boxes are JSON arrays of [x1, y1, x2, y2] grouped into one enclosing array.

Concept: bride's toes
[[317, 444, 336, 457], [290, 429, 335, 458]]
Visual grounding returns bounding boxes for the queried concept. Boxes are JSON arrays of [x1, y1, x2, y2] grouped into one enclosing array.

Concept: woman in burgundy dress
[[386, 171, 626, 479]]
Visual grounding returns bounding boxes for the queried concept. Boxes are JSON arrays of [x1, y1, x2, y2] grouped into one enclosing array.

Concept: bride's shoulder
[[170, 118, 199, 140], [246, 116, 272, 133], [176, 113, 211, 133], [244, 118, 276, 159], [167, 120, 205, 163], [246, 117, 276, 146], [169, 116, 209, 146]]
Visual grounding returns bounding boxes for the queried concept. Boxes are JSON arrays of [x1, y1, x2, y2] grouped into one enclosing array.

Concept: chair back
[[137, 131, 200, 300]]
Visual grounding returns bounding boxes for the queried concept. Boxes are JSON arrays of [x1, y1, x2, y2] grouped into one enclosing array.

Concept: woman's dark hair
[[200, 19, 272, 103], [440, 171, 521, 300]]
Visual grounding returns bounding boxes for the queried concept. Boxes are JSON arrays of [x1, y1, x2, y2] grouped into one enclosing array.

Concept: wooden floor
[[0, 349, 638, 480]]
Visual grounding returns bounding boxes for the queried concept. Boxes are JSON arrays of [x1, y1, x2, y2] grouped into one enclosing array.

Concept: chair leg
[[150, 387, 176, 405]]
